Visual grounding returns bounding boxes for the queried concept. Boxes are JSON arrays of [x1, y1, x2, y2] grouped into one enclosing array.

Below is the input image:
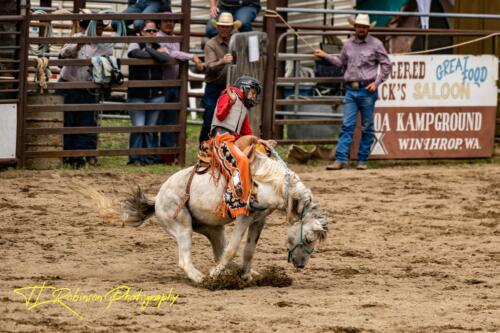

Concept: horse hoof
[[187, 269, 205, 283], [192, 273, 205, 284], [209, 265, 224, 278], [242, 273, 253, 282], [242, 269, 260, 282]]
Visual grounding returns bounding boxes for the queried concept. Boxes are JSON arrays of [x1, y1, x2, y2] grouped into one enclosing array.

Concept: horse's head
[[287, 201, 328, 268], [250, 149, 329, 268], [285, 174, 328, 268]]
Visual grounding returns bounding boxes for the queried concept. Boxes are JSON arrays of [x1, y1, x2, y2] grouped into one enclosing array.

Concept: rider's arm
[[215, 93, 232, 121]]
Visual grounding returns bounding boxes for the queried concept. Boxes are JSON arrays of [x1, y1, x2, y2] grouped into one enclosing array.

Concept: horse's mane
[[251, 152, 294, 196]]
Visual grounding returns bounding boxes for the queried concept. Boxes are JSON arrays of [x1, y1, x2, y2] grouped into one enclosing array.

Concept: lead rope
[[34, 57, 50, 94], [287, 202, 313, 262], [265, 9, 317, 52], [269, 146, 290, 204], [265, 9, 500, 56]]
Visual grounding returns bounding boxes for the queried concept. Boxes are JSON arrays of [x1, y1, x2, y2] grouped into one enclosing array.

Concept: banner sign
[[0, 103, 17, 159], [353, 55, 498, 159]]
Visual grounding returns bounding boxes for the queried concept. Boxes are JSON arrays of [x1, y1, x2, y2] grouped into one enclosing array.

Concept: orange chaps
[[212, 133, 258, 218]]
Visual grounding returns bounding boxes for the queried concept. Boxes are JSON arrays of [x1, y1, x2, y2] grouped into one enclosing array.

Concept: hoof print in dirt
[[200, 266, 292, 290]]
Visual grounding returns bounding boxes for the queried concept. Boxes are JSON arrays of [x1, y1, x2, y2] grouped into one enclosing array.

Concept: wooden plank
[[26, 103, 181, 112], [274, 118, 342, 125], [25, 125, 182, 135], [177, 0, 191, 164], [31, 13, 183, 21], [31, 36, 183, 44], [187, 91, 204, 98], [276, 139, 338, 145], [277, 77, 343, 83], [275, 98, 343, 105], [25, 147, 181, 158], [27, 80, 181, 90], [27, 58, 178, 66]]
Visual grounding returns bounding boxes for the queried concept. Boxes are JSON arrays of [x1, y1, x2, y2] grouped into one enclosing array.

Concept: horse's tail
[[122, 186, 156, 227], [70, 179, 121, 223]]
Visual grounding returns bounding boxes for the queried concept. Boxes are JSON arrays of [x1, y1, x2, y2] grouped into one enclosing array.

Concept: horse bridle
[[268, 146, 315, 263], [287, 201, 314, 263]]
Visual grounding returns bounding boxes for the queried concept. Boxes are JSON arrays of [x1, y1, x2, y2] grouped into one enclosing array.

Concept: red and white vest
[[211, 95, 249, 135]]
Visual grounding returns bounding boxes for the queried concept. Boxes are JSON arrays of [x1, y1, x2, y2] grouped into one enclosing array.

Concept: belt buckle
[[351, 81, 359, 90]]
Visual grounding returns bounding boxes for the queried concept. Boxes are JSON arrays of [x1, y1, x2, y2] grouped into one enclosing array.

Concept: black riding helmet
[[233, 76, 262, 108]]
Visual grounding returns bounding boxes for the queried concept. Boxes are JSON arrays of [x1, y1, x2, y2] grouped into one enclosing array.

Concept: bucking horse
[[121, 146, 329, 283]]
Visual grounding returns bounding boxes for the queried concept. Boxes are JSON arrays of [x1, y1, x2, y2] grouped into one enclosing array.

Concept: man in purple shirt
[[314, 14, 391, 170]]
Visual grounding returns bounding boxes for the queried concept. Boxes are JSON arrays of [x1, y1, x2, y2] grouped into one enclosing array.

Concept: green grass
[[10, 118, 499, 173], [89, 119, 293, 174], [89, 119, 202, 174]]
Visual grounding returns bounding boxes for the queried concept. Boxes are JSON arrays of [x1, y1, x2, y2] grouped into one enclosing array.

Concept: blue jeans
[[200, 83, 225, 143], [112, 0, 166, 32], [335, 87, 378, 163], [128, 95, 164, 164], [206, 4, 260, 38], [158, 87, 179, 148], [61, 89, 98, 166]]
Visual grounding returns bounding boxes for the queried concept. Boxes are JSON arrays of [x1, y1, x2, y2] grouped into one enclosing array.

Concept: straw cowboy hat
[[347, 13, 376, 28], [211, 12, 242, 31]]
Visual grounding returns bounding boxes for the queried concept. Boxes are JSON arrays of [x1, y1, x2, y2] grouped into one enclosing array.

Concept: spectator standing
[[314, 14, 391, 170], [127, 20, 171, 165], [58, 19, 112, 168], [112, 0, 171, 33], [206, 0, 260, 38], [157, 11, 204, 163], [199, 12, 239, 143]]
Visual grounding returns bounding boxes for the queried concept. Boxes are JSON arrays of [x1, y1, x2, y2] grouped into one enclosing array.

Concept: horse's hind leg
[[156, 207, 205, 283], [241, 217, 266, 281], [193, 224, 226, 263]]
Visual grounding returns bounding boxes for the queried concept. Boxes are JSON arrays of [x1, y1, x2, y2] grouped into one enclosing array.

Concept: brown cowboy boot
[[326, 161, 346, 170]]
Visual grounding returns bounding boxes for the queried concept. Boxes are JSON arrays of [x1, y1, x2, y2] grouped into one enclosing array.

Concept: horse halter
[[287, 200, 314, 263], [267, 146, 313, 263]]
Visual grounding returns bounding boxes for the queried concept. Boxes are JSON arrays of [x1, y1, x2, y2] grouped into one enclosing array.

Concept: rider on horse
[[210, 76, 273, 218]]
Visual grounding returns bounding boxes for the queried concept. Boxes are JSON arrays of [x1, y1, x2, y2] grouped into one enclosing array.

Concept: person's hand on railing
[[193, 55, 205, 71], [313, 49, 328, 58], [222, 53, 233, 64]]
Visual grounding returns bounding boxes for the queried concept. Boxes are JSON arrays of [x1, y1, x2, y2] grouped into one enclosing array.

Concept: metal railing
[[261, 1, 500, 144]]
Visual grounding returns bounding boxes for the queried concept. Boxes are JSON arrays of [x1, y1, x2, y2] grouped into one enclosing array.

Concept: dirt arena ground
[[1, 163, 499, 333]]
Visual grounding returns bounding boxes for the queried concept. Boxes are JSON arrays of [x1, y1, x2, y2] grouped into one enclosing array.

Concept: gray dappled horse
[[122, 151, 329, 283]]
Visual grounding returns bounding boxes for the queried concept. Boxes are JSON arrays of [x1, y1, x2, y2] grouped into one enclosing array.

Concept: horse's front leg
[[241, 217, 266, 281], [210, 216, 251, 277]]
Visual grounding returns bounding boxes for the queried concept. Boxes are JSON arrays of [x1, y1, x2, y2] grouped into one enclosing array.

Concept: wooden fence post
[[178, 0, 191, 164]]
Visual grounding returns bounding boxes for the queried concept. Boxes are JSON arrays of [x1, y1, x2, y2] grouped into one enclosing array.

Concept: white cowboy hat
[[211, 12, 242, 32], [348, 14, 376, 28]]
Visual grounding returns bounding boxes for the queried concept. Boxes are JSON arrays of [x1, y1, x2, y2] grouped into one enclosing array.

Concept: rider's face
[[246, 88, 257, 102]]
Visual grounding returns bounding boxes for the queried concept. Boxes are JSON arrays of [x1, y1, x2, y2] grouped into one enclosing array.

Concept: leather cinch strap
[[172, 163, 198, 220]]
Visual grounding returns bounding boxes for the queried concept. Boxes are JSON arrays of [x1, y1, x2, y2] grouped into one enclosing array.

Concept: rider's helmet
[[233, 76, 262, 108]]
